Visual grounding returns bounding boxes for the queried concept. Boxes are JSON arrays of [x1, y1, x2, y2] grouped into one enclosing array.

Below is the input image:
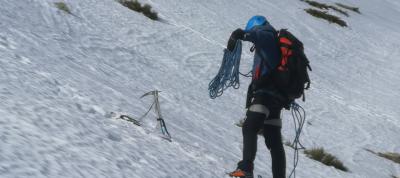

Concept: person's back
[[244, 23, 280, 82]]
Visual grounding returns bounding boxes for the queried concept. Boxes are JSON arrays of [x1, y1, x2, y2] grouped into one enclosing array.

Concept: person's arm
[[227, 27, 264, 50], [242, 29, 258, 43]]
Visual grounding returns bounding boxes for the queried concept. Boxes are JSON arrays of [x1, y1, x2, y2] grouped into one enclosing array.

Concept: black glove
[[227, 28, 245, 51], [232, 28, 245, 40]]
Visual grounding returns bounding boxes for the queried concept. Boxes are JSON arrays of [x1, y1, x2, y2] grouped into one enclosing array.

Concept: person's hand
[[231, 28, 244, 40], [227, 29, 244, 51]]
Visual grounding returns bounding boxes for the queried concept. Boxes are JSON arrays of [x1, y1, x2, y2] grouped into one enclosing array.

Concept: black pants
[[238, 95, 286, 178]]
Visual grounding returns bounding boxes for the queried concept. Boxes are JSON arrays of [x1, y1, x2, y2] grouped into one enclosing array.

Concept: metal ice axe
[[141, 90, 172, 142]]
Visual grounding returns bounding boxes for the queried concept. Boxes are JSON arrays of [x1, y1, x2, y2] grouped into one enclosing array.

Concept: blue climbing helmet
[[244, 15, 268, 32]]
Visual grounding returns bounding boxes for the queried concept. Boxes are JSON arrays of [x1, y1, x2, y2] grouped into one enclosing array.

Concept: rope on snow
[[288, 101, 306, 178]]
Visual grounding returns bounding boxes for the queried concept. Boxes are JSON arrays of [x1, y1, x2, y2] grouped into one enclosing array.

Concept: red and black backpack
[[272, 29, 312, 101]]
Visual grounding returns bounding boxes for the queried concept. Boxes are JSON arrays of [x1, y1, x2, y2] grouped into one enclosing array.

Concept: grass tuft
[[335, 3, 361, 14], [328, 5, 349, 17], [305, 8, 347, 27], [118, 0, 159, 20], [304, 148, 349, 172], [377, 152, 400, 164], [366, 149, 400, 164], [54, 2, 71, 14], [303, 0, 330, 10], [302, 0, 349, 17], [141, 4, 158, 20]]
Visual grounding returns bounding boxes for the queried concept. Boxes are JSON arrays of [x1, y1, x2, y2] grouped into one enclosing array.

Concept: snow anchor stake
[[141, 90, 172, 142]]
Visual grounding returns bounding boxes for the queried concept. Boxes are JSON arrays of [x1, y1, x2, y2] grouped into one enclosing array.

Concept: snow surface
[[0, 0, 399, 177]]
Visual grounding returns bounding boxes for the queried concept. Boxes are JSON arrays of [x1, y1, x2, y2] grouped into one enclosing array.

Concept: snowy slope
[[0, 0, 399, 178]]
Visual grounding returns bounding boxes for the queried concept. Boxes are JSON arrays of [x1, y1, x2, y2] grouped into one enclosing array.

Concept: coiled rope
[[208, 40, 244, 99], [288, 102, 306, 178]]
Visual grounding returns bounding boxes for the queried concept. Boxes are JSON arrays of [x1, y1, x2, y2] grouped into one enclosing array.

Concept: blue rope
[[208, 40, 243, 99], [289, 102, 306, 178]]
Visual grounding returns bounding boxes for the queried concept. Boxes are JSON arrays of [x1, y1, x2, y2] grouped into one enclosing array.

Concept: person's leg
[[263, 108, 286, 178], [238, 103, 269, 172]]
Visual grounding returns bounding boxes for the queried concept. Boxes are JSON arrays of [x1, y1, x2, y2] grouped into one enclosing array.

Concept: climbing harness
[[209, 40, 251, 99], [288, 102, 306, 178]]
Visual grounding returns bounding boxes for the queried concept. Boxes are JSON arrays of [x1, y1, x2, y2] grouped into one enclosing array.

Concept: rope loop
[[208, 40, 244, 99]]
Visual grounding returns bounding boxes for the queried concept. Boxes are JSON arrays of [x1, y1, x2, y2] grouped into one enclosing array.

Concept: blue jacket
[[243, 23, 281, 84]]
